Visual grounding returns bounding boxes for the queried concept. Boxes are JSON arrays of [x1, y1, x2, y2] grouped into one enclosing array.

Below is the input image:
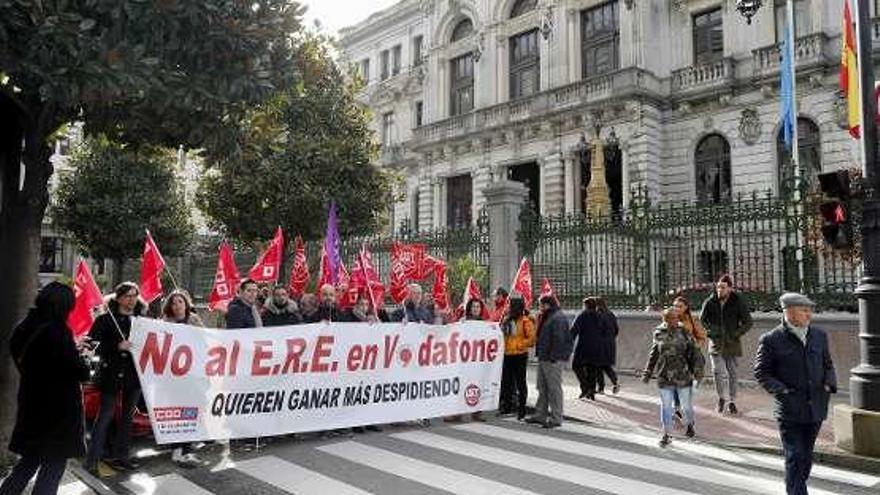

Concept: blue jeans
[[0, 455, 66, 495], [659, 386, 693, 433], [779, 421, 822, 495]]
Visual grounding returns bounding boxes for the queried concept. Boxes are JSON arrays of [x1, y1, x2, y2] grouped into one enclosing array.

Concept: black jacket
[[9, 310, 90, 458], [700, 291, 753, 357], [535, 308, 573, 362], [754, 322, 837, 424], [392, 302, 433, 323], [89, 310, 140, 393], [571, 309, 618, 367], [226, 297, 258, 329], [262, 299, 302, 327]]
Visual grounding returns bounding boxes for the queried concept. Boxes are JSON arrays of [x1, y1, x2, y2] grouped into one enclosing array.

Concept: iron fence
[[518, 186, 861, 312]]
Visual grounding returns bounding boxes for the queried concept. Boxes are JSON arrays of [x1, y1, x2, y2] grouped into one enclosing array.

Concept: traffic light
[[817, 170, 853, 249]]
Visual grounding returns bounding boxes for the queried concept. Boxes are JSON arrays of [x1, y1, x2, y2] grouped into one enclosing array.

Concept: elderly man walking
[[526, 295, 573, 429], [754, 293, 837, 495]]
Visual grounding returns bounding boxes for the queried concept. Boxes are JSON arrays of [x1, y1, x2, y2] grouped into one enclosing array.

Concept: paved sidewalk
[[528, 365, 846, 452]]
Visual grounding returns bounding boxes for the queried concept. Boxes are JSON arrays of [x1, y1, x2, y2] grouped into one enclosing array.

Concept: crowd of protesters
[[1, 273, 836, 495]]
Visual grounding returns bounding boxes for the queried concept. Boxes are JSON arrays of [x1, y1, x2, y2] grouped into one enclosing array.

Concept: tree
[[0, 1, 302, 459], [448, 256, 488, 307], [197, 35, 400, 247], [53, 137, 194, 285]]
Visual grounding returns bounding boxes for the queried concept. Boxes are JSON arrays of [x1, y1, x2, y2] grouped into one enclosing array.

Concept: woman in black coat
[[570, 297, 602, 400], [2, 282, 90, 495]]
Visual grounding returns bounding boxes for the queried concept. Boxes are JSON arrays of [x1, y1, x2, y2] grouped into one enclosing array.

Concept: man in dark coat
[[2, 282, 90, 494], [392, 284, 433, 323], [700, 274, 753, 414], [754, 292, 836, 495], [85, 282, 145, 475], [526, 295, 573, 429], [262, 285, 302, 326], [570, 297, 601, 400], [225, 278, 262, 329]]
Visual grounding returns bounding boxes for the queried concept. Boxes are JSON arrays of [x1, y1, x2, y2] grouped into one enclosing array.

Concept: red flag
[[287, 235, 309, 298], [67, 260, 104, 337], [431, 259, 449, 312], [315, 245, 333, 297], [249, 226, 284, 283], [455, 277, 490, 320], [140, 230, 167, 303], [540, 278, 559, 305], [512, 258, 533, 308], [489, 295, 509, 322], [208, 241, 241, 312], [336, 262, 357, 309], [352, 244, 385, 310]]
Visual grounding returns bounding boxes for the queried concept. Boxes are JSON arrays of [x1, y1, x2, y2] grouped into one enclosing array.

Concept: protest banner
[[130, 319, 503, 443]]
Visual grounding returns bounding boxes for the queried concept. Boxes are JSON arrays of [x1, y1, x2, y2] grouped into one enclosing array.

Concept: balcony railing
[[380, 144, 406, 165], [670, 58, 735, 94], [752, 32, 829, 79], [413, 68, 660, 145]]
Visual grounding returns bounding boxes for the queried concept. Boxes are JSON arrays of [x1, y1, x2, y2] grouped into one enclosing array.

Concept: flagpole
[[785, 0, 806, 292], [360, 243, 380, 321]]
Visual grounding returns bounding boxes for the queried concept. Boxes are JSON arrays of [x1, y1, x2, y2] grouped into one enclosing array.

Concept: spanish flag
[[841, 0, 860, 139]]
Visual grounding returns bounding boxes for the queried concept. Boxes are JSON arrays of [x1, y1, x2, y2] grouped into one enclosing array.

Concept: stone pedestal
[[834, 404, 880, 457], [484, 180, 527, 292]]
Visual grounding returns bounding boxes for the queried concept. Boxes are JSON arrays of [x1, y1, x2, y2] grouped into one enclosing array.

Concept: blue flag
[[324, 201, 341, 285], [779, 23, 796, 150]]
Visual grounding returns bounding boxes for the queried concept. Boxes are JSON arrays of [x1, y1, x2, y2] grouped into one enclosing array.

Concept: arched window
[[510, 0, 537, 18], [451, 18, 474, 42], [776, 117, 821, 192], [695, 134, 731, 203]]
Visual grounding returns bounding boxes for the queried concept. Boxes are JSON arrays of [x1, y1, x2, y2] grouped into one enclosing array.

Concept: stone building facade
[[339, 0, 870, 233]]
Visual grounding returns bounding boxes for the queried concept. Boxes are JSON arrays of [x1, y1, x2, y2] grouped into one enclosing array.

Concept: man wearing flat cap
[[754, 293, 837, 495]]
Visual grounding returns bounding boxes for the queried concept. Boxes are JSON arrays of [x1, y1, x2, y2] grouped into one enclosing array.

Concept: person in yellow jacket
[[499, 296, 536, 420]]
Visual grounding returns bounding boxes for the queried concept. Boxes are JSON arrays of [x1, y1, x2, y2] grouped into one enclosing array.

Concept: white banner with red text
[[130, 318, 503, 444]]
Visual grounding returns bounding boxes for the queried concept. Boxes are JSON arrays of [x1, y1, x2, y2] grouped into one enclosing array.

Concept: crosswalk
[[107, 419, 878, 495]]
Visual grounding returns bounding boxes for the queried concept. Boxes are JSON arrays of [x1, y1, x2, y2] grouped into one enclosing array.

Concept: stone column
[[564, 155, 575, 214], [541, 152, 565, 216], [417, 179, 433, 231], [484, 180, 528, 292]]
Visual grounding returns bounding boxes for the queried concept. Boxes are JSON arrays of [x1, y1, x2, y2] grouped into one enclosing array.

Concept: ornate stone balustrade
[[752, 32, 829, 79], [670, 58, 735, 95]]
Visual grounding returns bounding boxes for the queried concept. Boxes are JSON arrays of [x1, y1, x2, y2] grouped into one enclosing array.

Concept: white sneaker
[[171, 448, 200, 468]]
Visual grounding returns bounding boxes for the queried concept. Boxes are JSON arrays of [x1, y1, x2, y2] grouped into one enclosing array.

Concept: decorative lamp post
[[735, 0, 763, 25]]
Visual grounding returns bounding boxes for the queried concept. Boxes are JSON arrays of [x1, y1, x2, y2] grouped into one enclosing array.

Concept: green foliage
[[447, 256, 488, 307], [197, 35, 400, 245], [0, 0, 304, 149], [52, 137, 194, 262]]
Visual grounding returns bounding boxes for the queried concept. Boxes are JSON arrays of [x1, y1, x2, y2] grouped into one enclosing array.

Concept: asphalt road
[[79, 416, 879, 495]]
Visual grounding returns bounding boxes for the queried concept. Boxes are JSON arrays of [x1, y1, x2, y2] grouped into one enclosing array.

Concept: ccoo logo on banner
[[130, 319, 504, 444]]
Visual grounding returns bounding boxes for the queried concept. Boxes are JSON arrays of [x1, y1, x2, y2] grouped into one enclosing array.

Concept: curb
[[719, 442, 880, 475], [67, 461, 120, 495]]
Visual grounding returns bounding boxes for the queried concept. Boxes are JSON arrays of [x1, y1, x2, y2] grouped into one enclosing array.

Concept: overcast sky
[[299, 0, 402, 36]]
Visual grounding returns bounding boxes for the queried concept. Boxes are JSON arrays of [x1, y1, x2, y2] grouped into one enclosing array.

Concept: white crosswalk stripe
[[234, 455, 373, 495], [318, 441, 541, 495], [391, 430, 702, 495], [123, 473, 215, 495]]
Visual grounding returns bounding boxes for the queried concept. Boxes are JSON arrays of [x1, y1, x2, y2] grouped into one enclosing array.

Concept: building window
[[39, 237, 63, 273], [581, 1, 619, 78], [774, 0, 810, 42], [450, 53, 474, 116], [380, 50, 390, 80], [359, 58, 370, 81], [413, 35, 424, 65], [446, 174, 473, 229], [451, 18, 474, 42], [414, 101, 424, 127], [392, 45, 402, 76], [507, 162, 540, 211], [510, 0, 537, 18], [695, 134, 731, 204], [693, 8, 723, 65], [411, 189, 420, 229], [509, 29, 540, 99], [381, 112, 394, 147], [777, 117, 821, 192], [698, 250, 728, 284]]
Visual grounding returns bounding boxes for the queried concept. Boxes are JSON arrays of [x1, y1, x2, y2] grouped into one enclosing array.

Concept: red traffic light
[[819, 201, 847, 223]]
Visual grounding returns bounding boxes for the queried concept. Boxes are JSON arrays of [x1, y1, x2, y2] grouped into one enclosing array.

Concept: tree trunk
[[0, 95, 55, 464], [113, 258, 125, 289]]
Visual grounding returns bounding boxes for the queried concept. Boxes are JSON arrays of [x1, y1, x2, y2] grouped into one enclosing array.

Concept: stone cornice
[[339, 0, 425, 47]]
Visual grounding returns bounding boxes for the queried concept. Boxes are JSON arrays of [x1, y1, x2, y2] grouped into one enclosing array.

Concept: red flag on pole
[[67, 260, 104, 337], [249, 226, 284, 283], [287, 235, 309, 298], [431, 258, 449, 312], [140, 230, 167, 303], [540, 277, 559, 305], [208, 241, 241, 312], [352, 244, 385, 311], [315, 245, 333, 297], [455, 277, 490, 320], [511, 258, 533, 308], [336, 262, 356, 309]]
